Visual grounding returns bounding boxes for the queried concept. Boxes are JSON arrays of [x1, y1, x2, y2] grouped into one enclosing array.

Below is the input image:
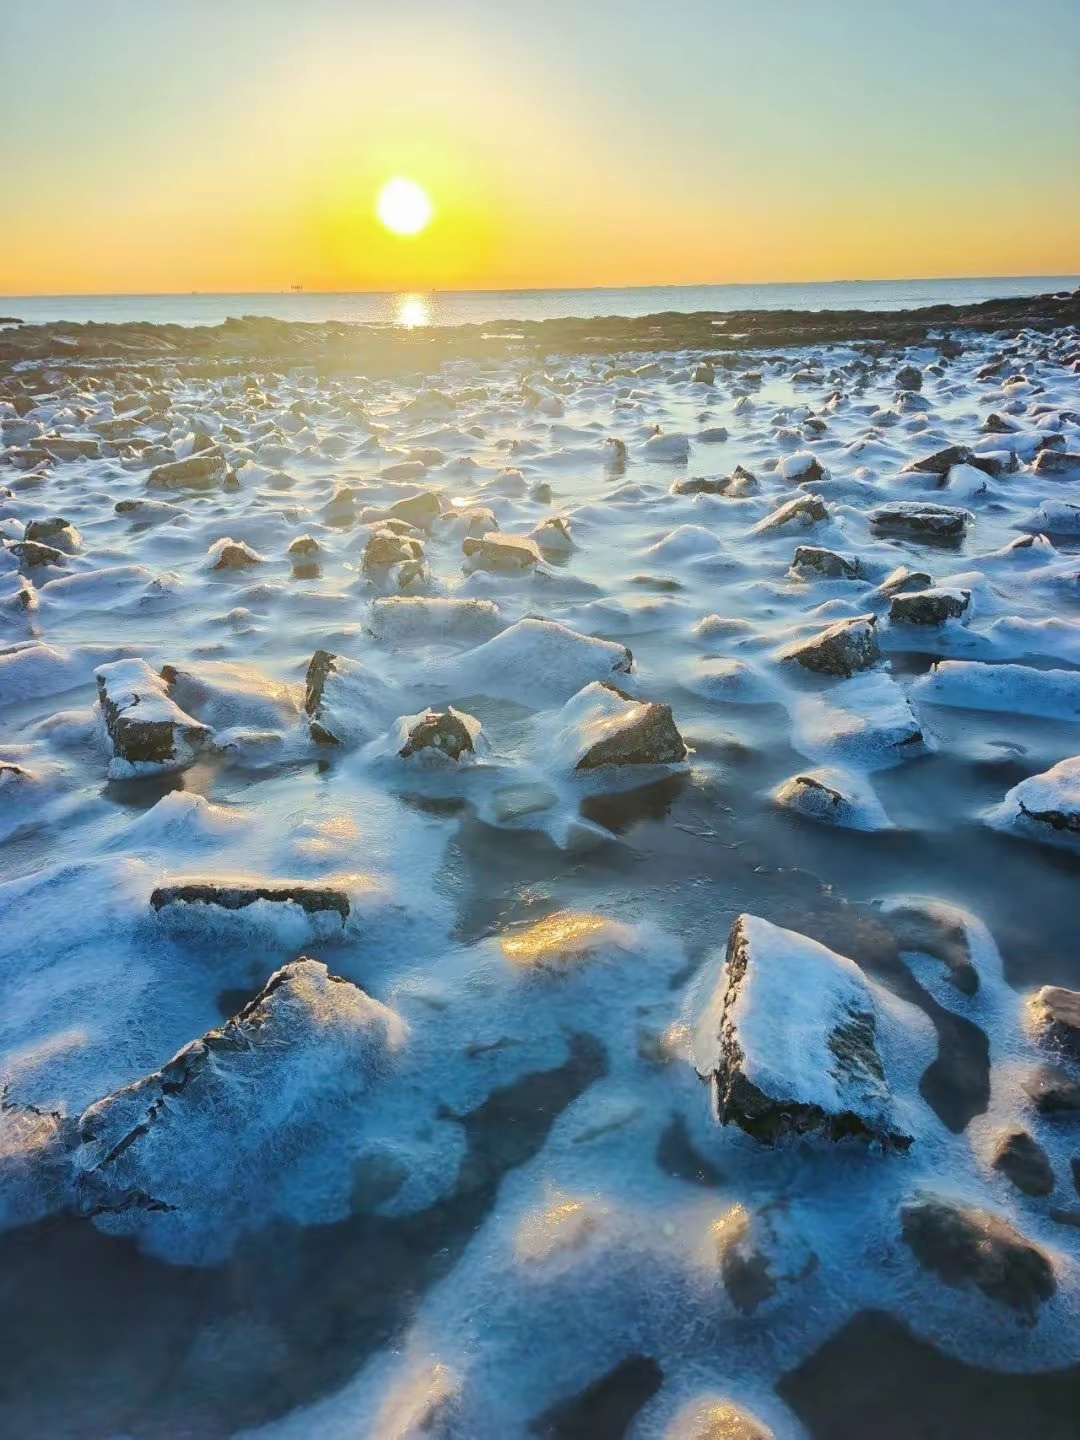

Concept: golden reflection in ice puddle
[[395, 294, 430, 328]]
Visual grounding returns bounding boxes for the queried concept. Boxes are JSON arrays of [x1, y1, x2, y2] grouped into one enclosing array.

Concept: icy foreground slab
[[73, 959, 404, 1255], [693, 914, 914, 1149]]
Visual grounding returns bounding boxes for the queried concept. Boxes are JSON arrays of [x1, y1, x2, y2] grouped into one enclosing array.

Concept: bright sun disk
[[376, 177, 433, 236]]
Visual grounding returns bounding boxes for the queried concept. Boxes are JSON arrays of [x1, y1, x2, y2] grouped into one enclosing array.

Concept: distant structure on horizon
[[290, 284, 303, 292]]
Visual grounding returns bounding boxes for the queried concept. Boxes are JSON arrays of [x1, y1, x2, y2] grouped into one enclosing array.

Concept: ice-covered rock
[[368, 596, 502, 646], [208, 537, 262, 571], [914, 662, 1080, 720], [73, 959, 404, 1253], [374, 706, 483, 764], [150, 881, 351, 920], [462, 531, 542, 573], [991, 1130, 1055, 1197], [95, 658, 211, 775], [24, 516, 80, 552], [145, 451, 227, 490], [1018, 499, 1080, 535], [901, 444, 975, 476], [362, 528, 427, 588], [642, 430, 691, 462], [772, 766, 891, 831], [547, 681, 687, 771], [868, 501, 969, 543], [777, 450, 827, 483], [448, 618, 632, 704], [988, 756, 1080, 842], [888, 586, 970, 626], [777, 615, 881, 677], [1030, 985, 1080, 1060], [751, 493, 827, 536], [159, 660, 298, 731], [790, 545, 860, 580], [693, 914, 914, 1149], [529, 516, 574, 557], [303, 648, 392, 746], [791, 671, 924, 767], [663, 1397, 774, 1440]]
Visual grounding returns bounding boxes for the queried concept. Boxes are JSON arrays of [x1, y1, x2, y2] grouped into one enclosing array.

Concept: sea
[[1, 274, 1076, 329]]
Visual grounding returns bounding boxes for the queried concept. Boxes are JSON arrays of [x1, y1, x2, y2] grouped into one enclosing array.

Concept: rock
[[302, 648, 389, 746], [675, 466, 757, 497], [209, 538, 262, 571], [792, 671, 923, 767], [870, 565, 933, 602], [501, 911, 635, 971], [880, 898, 979, 996], [992, 1130, 1055, 1197], [642, 430, 691, 462], [145, 451, 227, 490], [751, 493, 828, 536], [151, 882, 349, 919], [377, 490, 441, 532], [450, 618, 633, 704], [550, 681, 687, 770], [389, 706, 481, 761], [773, 766, 891, 831], [7, 539, 65, 570], [73, 959, 403, 1247], [867, 502, 969, 544], [1030, 986, 1080, 1060], [157, 660, 298, 732], [982, 412, 1018, 433], [529, 516, 574, 557], [778, 450, 827, 483], [95, 658, 211, 773], [663, 1397, 774, 1440], [895, 364, 923, 391], [24, 516, 80, 552], [462, 531, 542, 573], [709, 1200, 815, 1316], [1023, 1064, 1080, 1116], [368, 596, 502, 646], [791, 545, 859, 580], [899, 1194, 1055, 1317], [901, 445, 975, 476], [37, 434, 102, 461], [693, 363, 716, 385], [993, 756, 1080, 841], [698, 425, 729, 442], [1032, 449, 1080, 476], [287, 534, 320, 556], [693, 914, 913, 1150], [778, 615, 881, 678], [1073, 1157, 1080, 1196], [362, 527, 425, 576], [889, 587, 970, 626]]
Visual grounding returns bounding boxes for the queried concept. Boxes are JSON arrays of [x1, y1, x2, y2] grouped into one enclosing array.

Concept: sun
[[376, 177, 433, 236]]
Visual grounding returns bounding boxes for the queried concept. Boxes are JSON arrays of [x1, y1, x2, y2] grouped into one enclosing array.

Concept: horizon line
[[2, 272, 1078, 302]]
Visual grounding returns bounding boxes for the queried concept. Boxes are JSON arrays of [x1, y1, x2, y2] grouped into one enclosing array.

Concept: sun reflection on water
[[395, 294, 431, 328]]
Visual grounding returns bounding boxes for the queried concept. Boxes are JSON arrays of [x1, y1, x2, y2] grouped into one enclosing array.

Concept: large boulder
[[549, 681, 687, 771], [95, 658, 211, 775], [777, 615, 881, 678], [73, 959, 404, 1254], [901, 445, 974, 476], [899, 1194, 1056, 1317], [888, 587, 970, 626], [693, 914, 913, 1150]]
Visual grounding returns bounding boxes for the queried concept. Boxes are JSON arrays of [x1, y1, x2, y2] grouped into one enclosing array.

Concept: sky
[[3, 0, 1079, 294]]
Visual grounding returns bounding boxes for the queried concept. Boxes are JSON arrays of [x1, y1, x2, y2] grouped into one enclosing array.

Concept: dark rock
[[992, 1129, 1055, 1197], [902, 445, 974, 476], [895, 364, 923, 391], [150, 883, 349, 920], [981, 412, 1018, 433], [302, 647, 388, 747], [1033, 450, 1080, 476], [698, 425, 729, 442], [211, 540, 261, 571], [778, 614, 881, 677], [871, 566, 934, 602], [7, 539, 65, 569], [396, 708, 477, 760], [867, 502, 969, 544], [37, 434, 102, 461], [1023, 1065, 1080, 1116], [889, 587, 970, 626], [900, 1194, 1055, 1317], [791, 545, 860, 580], [751, 493, 828, 535], [574, 683, 687, 769]]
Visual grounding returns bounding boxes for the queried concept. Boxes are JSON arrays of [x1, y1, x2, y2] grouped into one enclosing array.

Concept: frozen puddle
[[1, 323, 1080, 1437]]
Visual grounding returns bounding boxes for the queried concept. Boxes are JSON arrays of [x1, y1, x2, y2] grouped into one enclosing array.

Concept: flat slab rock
[[145, 451, 227, 490], [150, 881, 350, 919], [888, 587, 970, 626], [900, 1194, 1056, 1317], [73, 959, 403, 1232], [868, 502, 970, 542], [693, 914, 912, 1150], [549, 681, 687, 770], [777, 615, 881, 678], [95, 658, 211, 772]]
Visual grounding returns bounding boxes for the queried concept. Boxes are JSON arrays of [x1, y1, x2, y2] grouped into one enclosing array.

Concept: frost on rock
[[772, 766, 892, 831], [693, 914, 913, 1150], [867, 502, 970, 544], [375, 706, 483, 764], [368, 596, 502, 646], [751, 493, 828, 536], [462, 531, 542, 573], [449, 618, 632, 705], [791, 671, 924, 768], [73, 959, 404, 1253], [145, 451, 227, 491], [150, 880, 351, 921], [888, 587, 970, 627], [790, 545, 860, 580], [158, 659, 299, 731], [989, 756, 1080, 844], [303, 648, 392, 746], [547, 681, 687, 771], [95, 658, 211, 775], [777, 615, 881, 678]]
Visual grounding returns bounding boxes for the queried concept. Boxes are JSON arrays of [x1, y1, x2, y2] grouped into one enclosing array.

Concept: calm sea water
[[1, 276, 1076, 329]]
